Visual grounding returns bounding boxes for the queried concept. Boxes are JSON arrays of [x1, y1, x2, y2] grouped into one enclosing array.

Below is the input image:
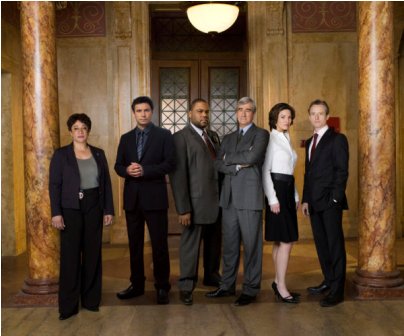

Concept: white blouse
[[262, 129, 299, 205]]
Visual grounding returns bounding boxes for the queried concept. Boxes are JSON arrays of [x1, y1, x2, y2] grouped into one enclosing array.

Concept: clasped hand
[[127, 162, 143, 177]]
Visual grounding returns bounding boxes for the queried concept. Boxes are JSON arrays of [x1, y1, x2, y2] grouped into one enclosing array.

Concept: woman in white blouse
[[263, 103, 300, 304]]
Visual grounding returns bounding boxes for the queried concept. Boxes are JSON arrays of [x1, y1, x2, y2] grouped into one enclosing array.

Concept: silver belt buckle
[[79, 191, 84, 200]]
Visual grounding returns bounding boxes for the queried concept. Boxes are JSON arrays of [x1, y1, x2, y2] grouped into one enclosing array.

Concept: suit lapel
[[188, 125, 208, 153], [310, 128, 333, 164], [89, 145, 103, 178], [207, 129, 220, 152], [231, 129, 239, 150], [67, 143, 81, 180], [238, 124, 256, 148]]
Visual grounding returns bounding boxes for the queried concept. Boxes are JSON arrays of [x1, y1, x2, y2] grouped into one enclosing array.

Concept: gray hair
[[237, 97, 256, 113]]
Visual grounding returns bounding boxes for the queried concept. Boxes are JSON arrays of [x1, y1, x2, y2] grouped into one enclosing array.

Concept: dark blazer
[[302, 128, 349, 212], [49, 143, 114, 217], [114, 123, 176, 211], [170, 125, 220, 224], [215, 124, 269, 210]]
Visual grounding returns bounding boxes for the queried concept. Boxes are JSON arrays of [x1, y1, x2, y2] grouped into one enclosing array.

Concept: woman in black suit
[[49, 113, 114, 320]]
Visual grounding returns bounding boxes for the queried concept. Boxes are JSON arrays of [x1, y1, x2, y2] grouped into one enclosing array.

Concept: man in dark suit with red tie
[[170, 99, 222, 305], [115, 96, 176, 304], [302, 99, 349, 307]]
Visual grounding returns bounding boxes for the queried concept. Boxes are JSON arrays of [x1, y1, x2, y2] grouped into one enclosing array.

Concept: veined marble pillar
[[17, 1, 60, 304], [354, 1, 404, 298]]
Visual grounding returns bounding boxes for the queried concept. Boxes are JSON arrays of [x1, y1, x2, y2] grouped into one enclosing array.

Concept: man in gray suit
[[206, 97, 269, 306], [170, 99, 222, 305]]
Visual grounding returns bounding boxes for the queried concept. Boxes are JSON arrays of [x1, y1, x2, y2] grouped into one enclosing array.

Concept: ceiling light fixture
[[186, 2, 239, 35]]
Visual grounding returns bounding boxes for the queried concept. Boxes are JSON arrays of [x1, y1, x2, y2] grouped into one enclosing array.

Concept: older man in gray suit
[[206, 97, 269, 306], [170, 99, 222, 305]]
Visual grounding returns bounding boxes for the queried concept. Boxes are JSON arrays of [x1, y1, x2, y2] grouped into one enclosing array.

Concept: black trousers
[[202, 218, 222, 280], [310, 205, 346, 296], [59, 188, 103, 315], [125, 207, 171, 291]]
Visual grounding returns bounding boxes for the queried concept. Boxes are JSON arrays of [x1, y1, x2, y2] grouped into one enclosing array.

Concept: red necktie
[[310, 133, 318, 161], [202, 131, 216, 160]]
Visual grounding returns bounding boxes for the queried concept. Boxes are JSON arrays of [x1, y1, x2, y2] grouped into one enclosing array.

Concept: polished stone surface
[[20, 1, 60, 291], [2, 238, 404, 335], [356, 2, 401, 291]]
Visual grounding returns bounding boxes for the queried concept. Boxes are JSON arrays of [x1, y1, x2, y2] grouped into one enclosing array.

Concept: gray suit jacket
[[170, 125, 221, 224], [215, 124, 269, 210]]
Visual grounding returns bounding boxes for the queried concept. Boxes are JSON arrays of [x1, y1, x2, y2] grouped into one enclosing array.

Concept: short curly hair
[[268, 103, 295, 131], [67, 113, 92, 131]]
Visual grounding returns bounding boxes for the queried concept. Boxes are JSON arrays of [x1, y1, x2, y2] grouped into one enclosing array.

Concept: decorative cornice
[[55, 1, 106, 38], [292, 2, 356, 33], [113, 2, 132, 39], [266, 2, 285, 36]]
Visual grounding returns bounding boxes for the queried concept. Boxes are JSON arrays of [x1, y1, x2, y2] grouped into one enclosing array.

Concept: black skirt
[[265, 173, 299, 243]]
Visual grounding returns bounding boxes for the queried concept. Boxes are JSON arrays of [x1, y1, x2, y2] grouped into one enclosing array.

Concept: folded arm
[[224, 130, 269, 166]]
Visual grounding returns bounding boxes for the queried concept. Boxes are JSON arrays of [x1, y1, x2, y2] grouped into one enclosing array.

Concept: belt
[[79, 187, 99, 200], [271, 173, 294, 182]]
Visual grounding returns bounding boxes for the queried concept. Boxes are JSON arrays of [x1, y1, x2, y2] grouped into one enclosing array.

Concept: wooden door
[[151, 60, 246, 233]]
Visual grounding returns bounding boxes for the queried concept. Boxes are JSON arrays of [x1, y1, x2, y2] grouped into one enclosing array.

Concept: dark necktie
[[137, 131, 144, 160], [237, 129, 244, 144], [202, 131, 216, 160], [310, 133, 318, 161]]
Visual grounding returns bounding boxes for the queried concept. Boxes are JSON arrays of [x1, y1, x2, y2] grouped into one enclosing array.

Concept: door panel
[[151, 60, 246, 234], [151, 60, 198, 130], [201, 60, 246, 139]]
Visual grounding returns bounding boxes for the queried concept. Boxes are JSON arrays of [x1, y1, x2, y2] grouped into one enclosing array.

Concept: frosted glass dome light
[[186, 3, 239, 34]]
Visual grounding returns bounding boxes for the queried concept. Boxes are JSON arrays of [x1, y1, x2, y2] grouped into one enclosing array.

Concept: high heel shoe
[[272, 282, 300, 304], [272, 282, 301, 298], [276, 293, 299, 304]]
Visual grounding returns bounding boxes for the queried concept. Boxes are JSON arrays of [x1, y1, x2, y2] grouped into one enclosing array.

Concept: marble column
[[16, 1, 60, 305], [354, 1, 404, 298]]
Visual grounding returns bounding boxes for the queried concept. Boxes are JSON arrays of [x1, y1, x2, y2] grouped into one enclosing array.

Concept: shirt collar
[[136, 123, 153, 135], [272, 129, 290, 140], [190, 122, 205, 137], [314, 125, 329, 137], [240, 123, 253, 134]]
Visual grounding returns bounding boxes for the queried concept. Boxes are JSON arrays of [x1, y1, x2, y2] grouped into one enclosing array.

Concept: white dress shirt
[[190, 122, 214, 146], [262, 129, 299, 205]]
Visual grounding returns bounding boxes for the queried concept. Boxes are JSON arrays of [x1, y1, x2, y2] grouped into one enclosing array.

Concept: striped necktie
[[202, 131, 216, 160], [310, 133, 318, 161], [137, 131, 144, 159]]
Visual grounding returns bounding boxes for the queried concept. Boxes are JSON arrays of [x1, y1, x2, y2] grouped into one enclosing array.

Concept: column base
[[352, 269, 404, 299], [13, 277, 59, 306], [13, 291, 58, 307]]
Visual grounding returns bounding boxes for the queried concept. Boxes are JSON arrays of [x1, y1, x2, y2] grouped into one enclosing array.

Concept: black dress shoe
[[307, 282, 330, 295], [234, 294, 256, 306], [157, 289, 169, 304], [205, 288, 235, 298], [179, 291, 193, 305], [59, 308, 78, 320], [116, 285, 144, 300], [82, 305, 99, 312], [320, 294, 344, 307], [203, 279, 220, 287]]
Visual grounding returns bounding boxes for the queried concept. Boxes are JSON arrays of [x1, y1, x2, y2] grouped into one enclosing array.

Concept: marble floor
[[2, 237, 404, 336]]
